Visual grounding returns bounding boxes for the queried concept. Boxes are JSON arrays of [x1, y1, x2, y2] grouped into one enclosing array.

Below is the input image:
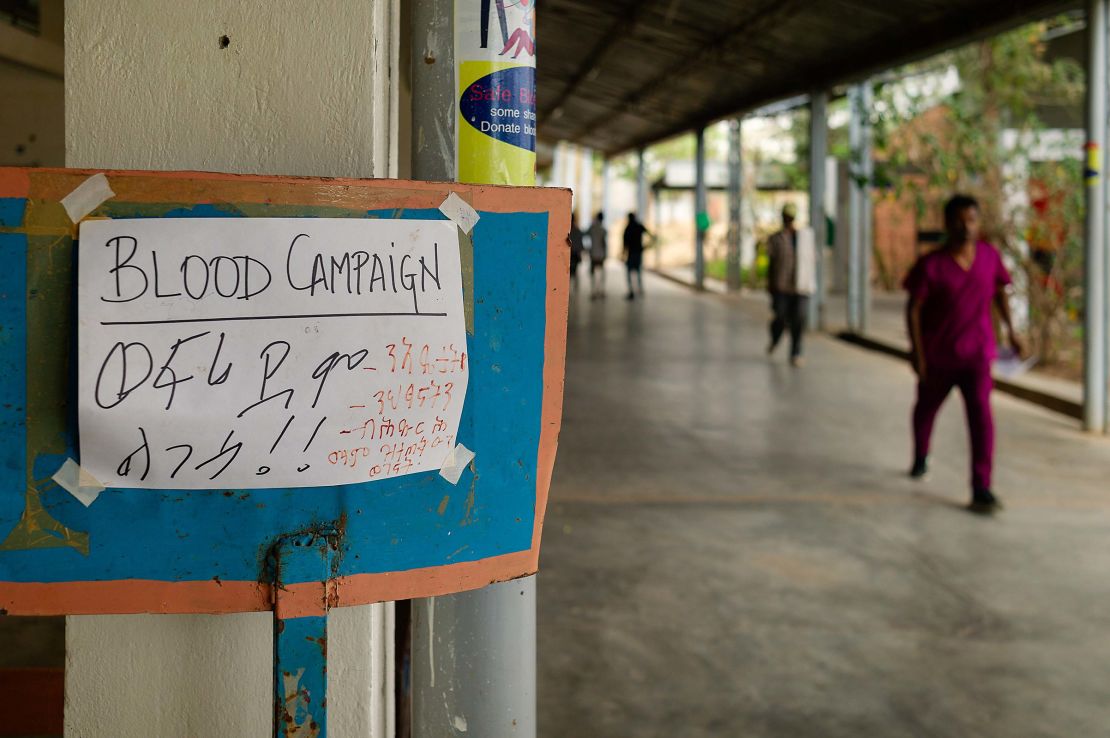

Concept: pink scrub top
[[903, 241, 1012, 370]]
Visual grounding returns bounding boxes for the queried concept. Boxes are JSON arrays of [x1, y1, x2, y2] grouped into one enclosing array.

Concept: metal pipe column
[[847, 82, 873, 332], [654, 186, 664, 270], [410, 0, 454, 183], [847, 85, 862, 332], [637, 149, 648, 221], [695, 126, 707, 290], [860, 82, 874, 332], [809, 91, 828, 328], [726, 118, 743, 291], [410, 1, 537, 735], [1086, 0, 1108, 432], [602, 157, 612, 225]]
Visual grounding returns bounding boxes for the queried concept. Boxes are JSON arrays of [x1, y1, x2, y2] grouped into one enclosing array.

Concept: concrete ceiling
[[536, 0, 1081, 156]]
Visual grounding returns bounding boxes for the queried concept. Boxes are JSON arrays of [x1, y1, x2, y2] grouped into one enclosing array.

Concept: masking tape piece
[[439, 192, 480, 234], [52, 458, 106, 507], [439, 443, 475, 485], [61, 173, 115, 223]]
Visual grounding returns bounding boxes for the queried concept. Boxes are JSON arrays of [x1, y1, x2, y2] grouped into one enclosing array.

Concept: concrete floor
[[539, 270, 1110, 738]]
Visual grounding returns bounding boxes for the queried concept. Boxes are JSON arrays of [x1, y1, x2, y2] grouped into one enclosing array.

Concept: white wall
[[64, 1, 400, 735], [66, 0, 399, 178]]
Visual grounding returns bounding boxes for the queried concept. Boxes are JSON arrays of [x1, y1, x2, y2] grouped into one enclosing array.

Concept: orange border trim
[[0, 167, 571, 615]]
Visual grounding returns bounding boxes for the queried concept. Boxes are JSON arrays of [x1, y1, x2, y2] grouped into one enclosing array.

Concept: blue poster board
[[0, 168, 569, 615]]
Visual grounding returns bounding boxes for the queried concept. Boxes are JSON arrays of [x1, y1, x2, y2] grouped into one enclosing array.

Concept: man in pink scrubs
[[904, 195, 1024, 513]]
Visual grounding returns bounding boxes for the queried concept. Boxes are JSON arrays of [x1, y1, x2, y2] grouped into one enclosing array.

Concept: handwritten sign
[[77, 218, 469, 490]]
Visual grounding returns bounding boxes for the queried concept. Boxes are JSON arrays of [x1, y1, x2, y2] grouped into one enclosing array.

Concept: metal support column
[[411, 0, 454, 182], [601, 157, 612, 225], [654, 186, 664, 270], [726, 118, 743, 291], [271, 530, 337, 738], [860, 83, 874, 332], [847, 82, 873, 333], [695, 126, 707, 290], [411, 1, 537, 735], [1086, 0, 1108, 432], [809, 91, 829, 327], [637, 148, 648, 219]]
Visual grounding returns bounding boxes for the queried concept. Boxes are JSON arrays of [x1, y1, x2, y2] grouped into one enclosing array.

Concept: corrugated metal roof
[[537, 0, 1080, 155]]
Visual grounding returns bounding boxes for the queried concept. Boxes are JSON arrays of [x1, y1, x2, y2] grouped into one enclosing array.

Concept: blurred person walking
[[905, 194, 1024, 514], [622, 212, 651, 300], [588, 211, 608, 299], [569, 213, 585, 292], [766, 203, 815, 366]]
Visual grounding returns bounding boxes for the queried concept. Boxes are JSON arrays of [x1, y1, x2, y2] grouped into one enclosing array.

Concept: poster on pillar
[[0, 167, 570, 616], [455, 0, 537, 185], [77, 217, 469, 490]]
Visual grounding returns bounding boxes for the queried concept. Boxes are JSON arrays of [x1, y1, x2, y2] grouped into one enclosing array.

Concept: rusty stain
[[212, 575, 222, 587], [459, 463, 479, 526], [457, 228, 475, 335], [0, 195, 89, 554], [0, 486, 89, 555], [259, 514, 347, 590], [278, 668, 321, 738], [436, 495, 450, 516], [306, 635, 327, 660]]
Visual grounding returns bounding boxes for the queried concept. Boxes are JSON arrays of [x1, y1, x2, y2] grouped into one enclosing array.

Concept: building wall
[[872, 190, 920, 291], [64, 1, 400, 735], [66, 0, 399, 178]]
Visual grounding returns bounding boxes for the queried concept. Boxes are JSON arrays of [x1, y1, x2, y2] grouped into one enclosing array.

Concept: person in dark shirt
[[588, 211, 608, 299], [904, 194, 1024, 513], [569, 212, 585, 292], [622, 212, 651, 300]]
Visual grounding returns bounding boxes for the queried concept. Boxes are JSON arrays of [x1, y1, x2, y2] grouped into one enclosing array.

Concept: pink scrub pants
[[912, 363, 994, 492]]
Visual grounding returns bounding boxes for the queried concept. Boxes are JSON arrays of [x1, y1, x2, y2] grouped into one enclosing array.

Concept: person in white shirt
[[766, 203, 816, 366]]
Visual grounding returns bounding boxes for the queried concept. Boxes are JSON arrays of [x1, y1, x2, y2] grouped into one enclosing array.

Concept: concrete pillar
[[726, 118, 743, 291], [1087, 0, 1109, 432], [552, 142, 568, 192], [848, 82, 873, 333], [809, 91, 828, 327], [695, 126, 707, 290], [63, 1, 400, 736], [578, 146, 594, 230]]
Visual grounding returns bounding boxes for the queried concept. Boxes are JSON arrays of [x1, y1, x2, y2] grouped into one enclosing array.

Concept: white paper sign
[[77, 218, 469, 490]]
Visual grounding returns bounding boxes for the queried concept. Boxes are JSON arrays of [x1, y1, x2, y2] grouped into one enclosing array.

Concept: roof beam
[[538, 0, 660, 125], [604, 0, 1080, 155], [569, 0, 805, 141]]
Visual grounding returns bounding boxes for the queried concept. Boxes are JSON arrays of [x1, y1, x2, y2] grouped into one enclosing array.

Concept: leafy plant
[[870, 18, 1085, 366]]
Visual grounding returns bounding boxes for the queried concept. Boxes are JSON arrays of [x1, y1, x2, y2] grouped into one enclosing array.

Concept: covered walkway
[[540, 271, 1110, 737]]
